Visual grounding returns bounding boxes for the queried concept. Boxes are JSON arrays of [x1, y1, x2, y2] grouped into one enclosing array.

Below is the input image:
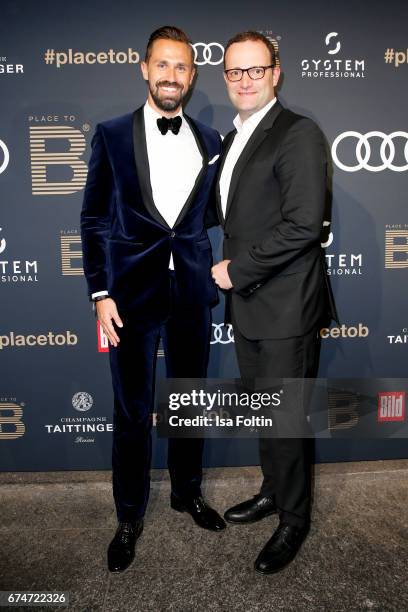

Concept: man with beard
[[81, 25, 225, 574]]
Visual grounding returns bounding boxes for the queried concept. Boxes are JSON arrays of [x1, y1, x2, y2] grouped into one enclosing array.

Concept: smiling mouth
[[160, 86, 179, 94]]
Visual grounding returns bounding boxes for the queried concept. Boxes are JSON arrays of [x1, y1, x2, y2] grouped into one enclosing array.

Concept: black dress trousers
[[109, 271, 211, 523], [232, 314, 321, 529]]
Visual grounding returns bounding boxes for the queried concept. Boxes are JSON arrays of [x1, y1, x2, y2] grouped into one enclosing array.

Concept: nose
[[240, 71, 252, 88], [166, 66, 177, 83]]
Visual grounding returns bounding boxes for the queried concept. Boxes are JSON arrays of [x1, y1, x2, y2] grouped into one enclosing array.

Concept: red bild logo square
[[377, 392, 405, 422], [97, 321, 109, 353]]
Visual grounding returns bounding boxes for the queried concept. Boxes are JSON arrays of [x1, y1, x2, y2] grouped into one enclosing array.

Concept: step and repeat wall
[[1, 0, 407, 470]]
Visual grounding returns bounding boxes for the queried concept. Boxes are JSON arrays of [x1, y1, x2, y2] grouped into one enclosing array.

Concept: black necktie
[[157, 116, 182, 135]]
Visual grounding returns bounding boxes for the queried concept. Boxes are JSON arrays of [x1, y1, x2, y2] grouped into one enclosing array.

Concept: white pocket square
[[208, 154, 220, 165]]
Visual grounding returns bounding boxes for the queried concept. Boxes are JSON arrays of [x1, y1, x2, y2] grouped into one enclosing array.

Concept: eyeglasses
[[224, 65, 274, 82]]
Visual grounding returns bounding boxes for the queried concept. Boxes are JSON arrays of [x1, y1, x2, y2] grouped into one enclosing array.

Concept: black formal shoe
[[224, 494, 277, 524], [170, 493, 226, 531], [107, 520, 143, 573], [254, 522, 309, 574]]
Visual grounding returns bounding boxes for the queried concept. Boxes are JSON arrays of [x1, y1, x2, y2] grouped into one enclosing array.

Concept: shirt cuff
[[91, 290, 109, 300]]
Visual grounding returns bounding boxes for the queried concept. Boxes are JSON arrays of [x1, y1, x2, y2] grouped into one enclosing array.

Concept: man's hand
[[96, 298, 123, 347], [211, 260, 233, 290]]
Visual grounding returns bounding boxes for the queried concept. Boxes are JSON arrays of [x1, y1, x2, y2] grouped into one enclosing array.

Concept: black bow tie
[[157, 116, 182, 135]]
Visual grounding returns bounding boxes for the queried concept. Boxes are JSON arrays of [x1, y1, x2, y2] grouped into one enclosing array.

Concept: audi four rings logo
[[332, 131, 408, 172], [211, 323, 234, 344], [0, 139, 9, 174], [192, 42, 224, 66]]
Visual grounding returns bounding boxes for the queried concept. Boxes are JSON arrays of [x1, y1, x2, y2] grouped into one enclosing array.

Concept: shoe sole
[[254, 563, 290, 575]]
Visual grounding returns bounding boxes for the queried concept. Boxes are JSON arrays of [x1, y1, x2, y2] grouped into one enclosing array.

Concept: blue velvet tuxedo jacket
[[80, 106, 222, 317]]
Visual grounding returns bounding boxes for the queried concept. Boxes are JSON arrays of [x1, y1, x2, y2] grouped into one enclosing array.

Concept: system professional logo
[[0, 398, 25, 440], [72, 391, 93, 412], [44, 393, 112, 443], [0, 330, 78, 350], [0, 54, 24, 74], [0, 228, 39, 284], [320, 324, 369, 339], [385, 225, 408, 268], [322, 224, 363, 277], [387, 327, 408, 345], [29, 114, 89, 195], [0, 227, 5, 253], [60, 229, 83, 275], [301, 32, 365, 79], [377, 391, 405, 423], [332, 131, 408, 173], [191, 42, 224, 66], [0, 139, 9, 174]]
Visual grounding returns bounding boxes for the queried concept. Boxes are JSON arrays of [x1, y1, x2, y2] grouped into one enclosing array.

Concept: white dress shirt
[[91, 101, 202, 299], [219, 97, 277, 218]]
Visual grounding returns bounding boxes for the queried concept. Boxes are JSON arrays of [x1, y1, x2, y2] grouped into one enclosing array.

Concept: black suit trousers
[[232, 314, 321, 529], [109, 271, 211, 523]]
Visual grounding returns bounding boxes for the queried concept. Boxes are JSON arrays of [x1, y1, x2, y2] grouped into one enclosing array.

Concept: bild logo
[[377, 392, 405, 423], [0, 139, 9, 174]]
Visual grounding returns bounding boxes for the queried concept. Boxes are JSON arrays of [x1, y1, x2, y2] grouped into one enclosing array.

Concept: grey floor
[[1, 460, 407, 612]]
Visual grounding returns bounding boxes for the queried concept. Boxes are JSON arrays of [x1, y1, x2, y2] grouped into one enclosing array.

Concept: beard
[[149, 80, 186, 112]]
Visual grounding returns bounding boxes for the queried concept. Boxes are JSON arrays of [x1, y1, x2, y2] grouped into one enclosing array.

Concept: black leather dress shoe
[[107, 520, 143, 573], [254, 522, 309, 574], [224, 494, 277, 524], [171, 494, 226, 531]]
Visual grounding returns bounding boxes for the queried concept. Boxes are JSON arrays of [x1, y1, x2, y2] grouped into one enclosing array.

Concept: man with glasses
[[212, 31, 337, 574]]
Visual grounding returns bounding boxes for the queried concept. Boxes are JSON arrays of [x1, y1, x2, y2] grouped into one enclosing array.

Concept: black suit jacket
[[216, 101, 338, 340]]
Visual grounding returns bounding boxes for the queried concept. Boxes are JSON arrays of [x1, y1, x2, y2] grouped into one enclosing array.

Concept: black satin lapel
[[173, 115, 208, 228], [132, 107, 170, 228], [224, 102, 283, 222], [216, 131, 236, 225]]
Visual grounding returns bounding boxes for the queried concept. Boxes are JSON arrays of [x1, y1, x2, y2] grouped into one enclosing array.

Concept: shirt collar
[[144, 101, 183, 132], [233, 97, 277, 134]]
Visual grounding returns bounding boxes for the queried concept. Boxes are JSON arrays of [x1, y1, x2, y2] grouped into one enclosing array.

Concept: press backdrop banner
[[1, 0, 407, 470]]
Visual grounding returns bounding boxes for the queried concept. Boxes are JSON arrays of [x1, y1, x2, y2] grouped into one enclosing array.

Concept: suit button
[[224, 232, 230, 239], [170, 231, 176, 238]]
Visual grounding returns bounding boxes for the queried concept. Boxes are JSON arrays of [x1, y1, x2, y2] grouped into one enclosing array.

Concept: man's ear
[[140, 61, 148, 81]]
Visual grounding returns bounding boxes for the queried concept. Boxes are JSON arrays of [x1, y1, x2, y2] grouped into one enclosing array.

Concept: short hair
[[224, 31, 277, 67], [145, 25, 194, 64]]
